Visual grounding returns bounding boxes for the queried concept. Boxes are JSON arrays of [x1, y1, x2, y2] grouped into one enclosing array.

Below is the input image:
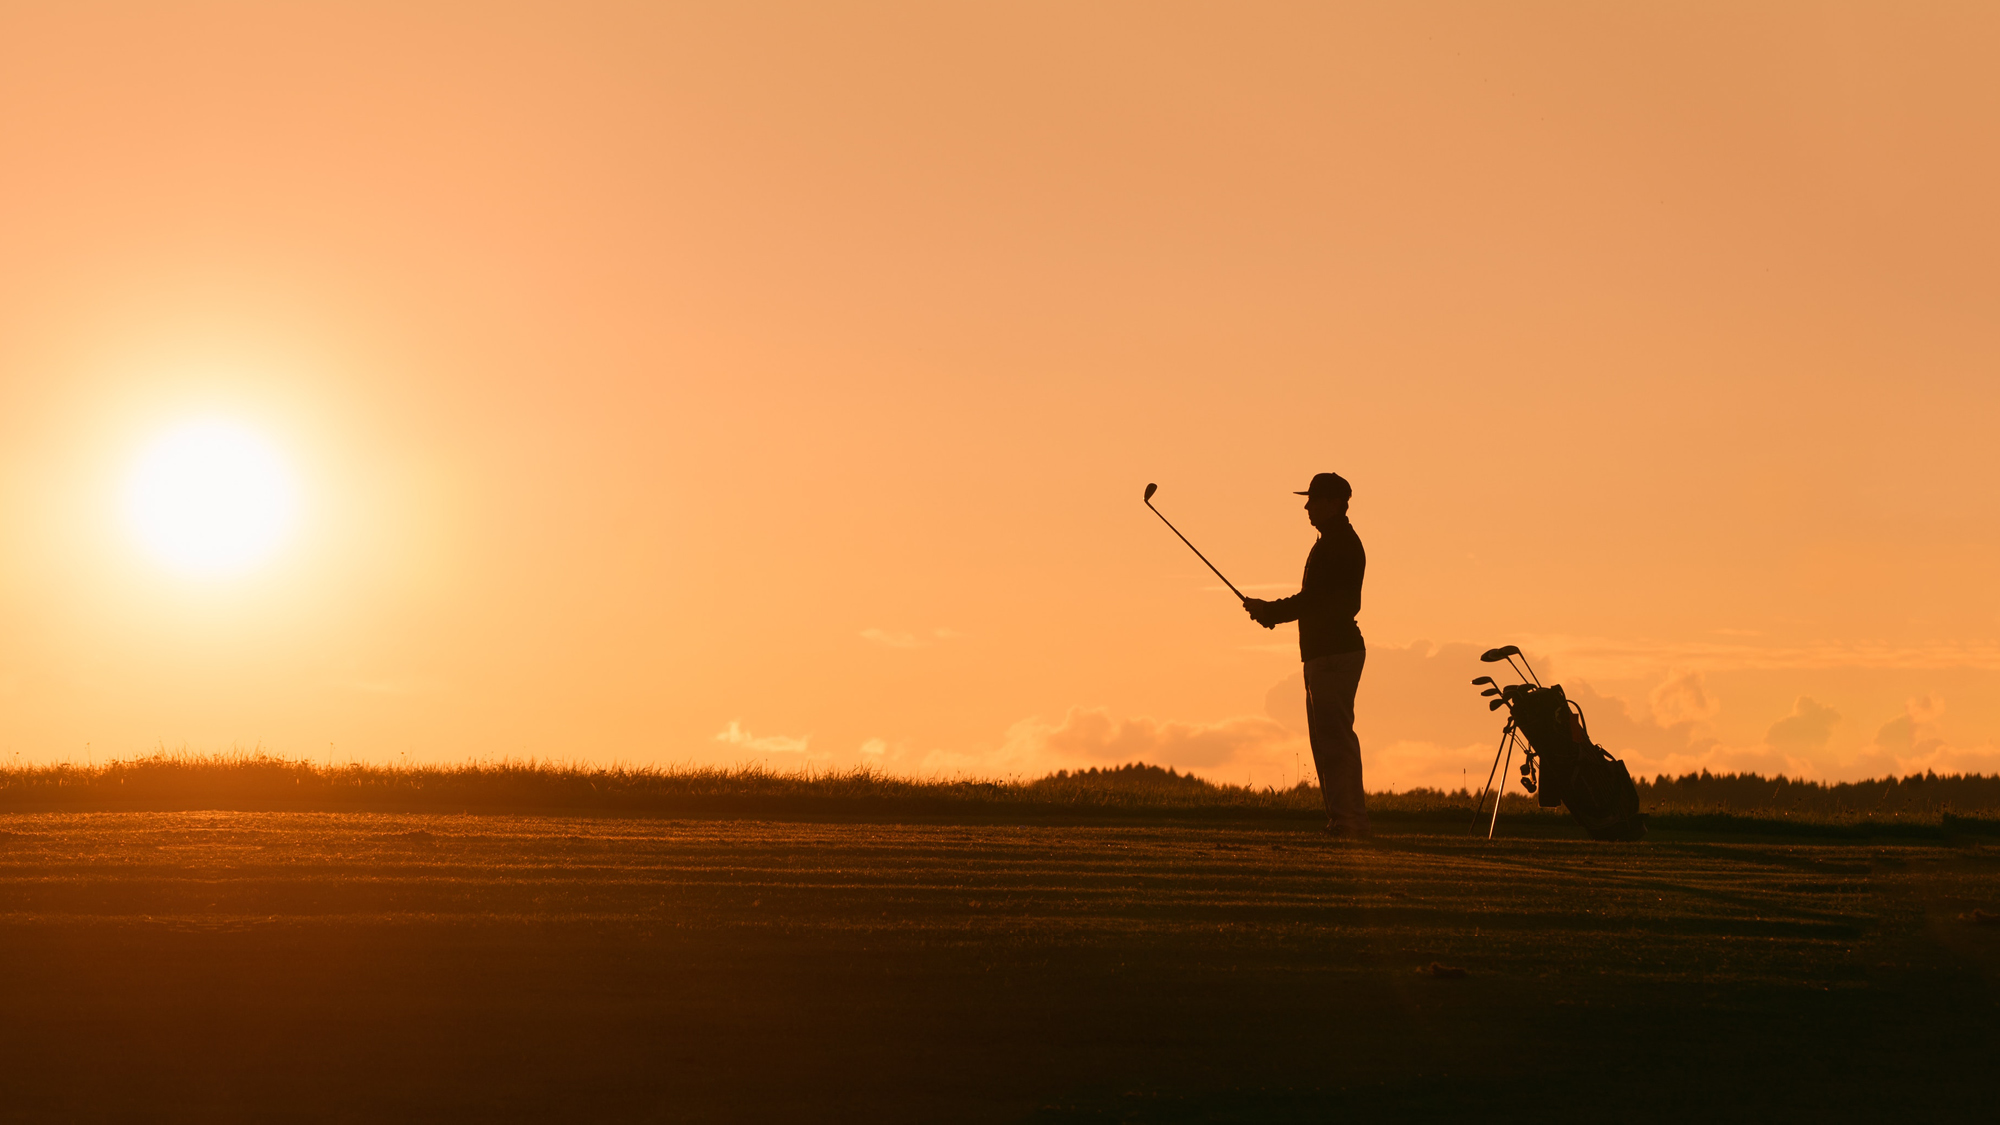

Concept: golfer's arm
[[1261, 590, 1306, 624]]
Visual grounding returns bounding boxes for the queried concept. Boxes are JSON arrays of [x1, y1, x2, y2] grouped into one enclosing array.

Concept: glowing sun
[[125, 419, 299, 576]]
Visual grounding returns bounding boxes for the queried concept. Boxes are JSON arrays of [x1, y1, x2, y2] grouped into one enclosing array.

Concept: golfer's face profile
[[1304, 493, 1345, 531]]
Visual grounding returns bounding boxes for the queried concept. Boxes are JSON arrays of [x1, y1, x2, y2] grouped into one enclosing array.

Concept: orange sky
[[2, 2, 1996, 788]]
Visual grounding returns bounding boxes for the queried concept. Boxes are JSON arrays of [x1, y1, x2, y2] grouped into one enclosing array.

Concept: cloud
[[1547, 685, 1990, 785], [1872, 695, 1945, 756], [1010, 708, 1302, 768], [1865, 740, 2000, 778], [1649, 671, 1721, 726], [1764, 696, 1841, 751], [897, 707, 1309, 783], [859, 627, 964, 649], [1845, 696, 1961, 778], [1367, 739, 1497, 794], [970, 699, 1541, 792], [713, 721, 809, 754]]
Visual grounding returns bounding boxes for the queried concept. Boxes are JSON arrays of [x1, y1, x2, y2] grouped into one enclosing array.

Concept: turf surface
[[1, 813, 1994, 1122]]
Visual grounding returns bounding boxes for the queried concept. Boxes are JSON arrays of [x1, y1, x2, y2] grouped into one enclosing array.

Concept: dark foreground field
[[1, 814, 1995, 1123]]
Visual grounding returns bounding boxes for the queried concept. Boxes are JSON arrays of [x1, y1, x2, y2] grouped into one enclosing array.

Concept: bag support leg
[[1470, 721, 1514, 836], [1488, 735, 1513, 841]]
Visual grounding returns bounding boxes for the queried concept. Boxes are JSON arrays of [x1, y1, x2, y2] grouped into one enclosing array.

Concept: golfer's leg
[[1303, 660, 1334, 825], [1327, 650, 1367, 832], [1305, 651, 1369, 834]]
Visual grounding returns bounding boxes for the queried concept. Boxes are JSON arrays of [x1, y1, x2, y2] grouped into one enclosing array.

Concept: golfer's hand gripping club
[[1142, 483, 1248, 603]]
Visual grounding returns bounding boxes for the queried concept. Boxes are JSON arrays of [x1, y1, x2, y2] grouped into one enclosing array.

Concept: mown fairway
[[1, 814, 1994, 1122]]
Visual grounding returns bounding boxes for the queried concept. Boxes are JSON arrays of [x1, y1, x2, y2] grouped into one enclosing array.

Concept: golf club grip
[[1146, 502, 1246, 601]]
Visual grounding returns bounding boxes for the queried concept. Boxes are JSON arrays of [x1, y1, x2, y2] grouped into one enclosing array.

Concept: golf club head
[[1479, 645, 1522, 663], [1489, 698, 1506, 711], [1143, 482, 1158, 502], [1471, 676, 1494, 686], [1480, 688, 1500, 697]]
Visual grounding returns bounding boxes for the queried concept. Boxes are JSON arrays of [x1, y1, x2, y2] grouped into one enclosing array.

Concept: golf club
[[1143, 483, 1246, 602], [1479, 644, 1542, 686]]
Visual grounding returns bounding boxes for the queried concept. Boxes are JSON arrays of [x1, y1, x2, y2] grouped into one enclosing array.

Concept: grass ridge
[[3, 752, 1997, 840]]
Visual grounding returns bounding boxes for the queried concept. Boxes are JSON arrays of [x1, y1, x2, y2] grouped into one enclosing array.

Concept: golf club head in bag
[[1479, 645, 1543, 686]]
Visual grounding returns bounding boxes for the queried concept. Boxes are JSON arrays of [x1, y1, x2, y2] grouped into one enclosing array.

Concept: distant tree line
[[1034, 763, 2000, 815], [1034, 763, 1214, 791], [1636, 770, 2000, 815]]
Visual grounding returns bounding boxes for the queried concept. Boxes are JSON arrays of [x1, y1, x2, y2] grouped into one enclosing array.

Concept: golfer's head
[[1295, 472, 1351, 527]]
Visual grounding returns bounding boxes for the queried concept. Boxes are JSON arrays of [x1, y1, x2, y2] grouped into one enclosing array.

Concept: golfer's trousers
[[1303, 649, 1368, 833]]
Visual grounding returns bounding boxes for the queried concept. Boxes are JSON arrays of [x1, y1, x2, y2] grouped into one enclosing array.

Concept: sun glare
[[125, 419, 299, 576]]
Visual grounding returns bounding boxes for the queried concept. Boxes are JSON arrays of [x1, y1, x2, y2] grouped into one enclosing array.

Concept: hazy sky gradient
[[3, 2, 1996, 787]]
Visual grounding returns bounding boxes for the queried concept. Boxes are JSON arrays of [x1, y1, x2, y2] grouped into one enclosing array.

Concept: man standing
[[1245, 473, 1368, 837]]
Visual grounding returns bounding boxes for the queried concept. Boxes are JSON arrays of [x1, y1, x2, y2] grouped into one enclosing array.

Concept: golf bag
[[1502, 683, 1645, 841], [1472, 646, 1644, 841]]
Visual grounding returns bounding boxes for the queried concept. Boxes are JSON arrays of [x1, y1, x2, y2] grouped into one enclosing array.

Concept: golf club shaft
[[1506, 656, 1541, 687], [1513, 653, 1543, 686], [1145, 500, 1246, 601]]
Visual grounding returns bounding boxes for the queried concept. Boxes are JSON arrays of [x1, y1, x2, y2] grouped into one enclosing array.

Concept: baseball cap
[[1294, 472, 1352, 500]]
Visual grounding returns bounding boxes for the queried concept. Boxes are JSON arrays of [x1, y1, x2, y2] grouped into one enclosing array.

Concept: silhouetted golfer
[[1245, 473, 1368, 837]]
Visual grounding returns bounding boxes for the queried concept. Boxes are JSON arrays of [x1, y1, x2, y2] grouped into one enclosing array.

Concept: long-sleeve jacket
[[1263, 519, 1365, 660]]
